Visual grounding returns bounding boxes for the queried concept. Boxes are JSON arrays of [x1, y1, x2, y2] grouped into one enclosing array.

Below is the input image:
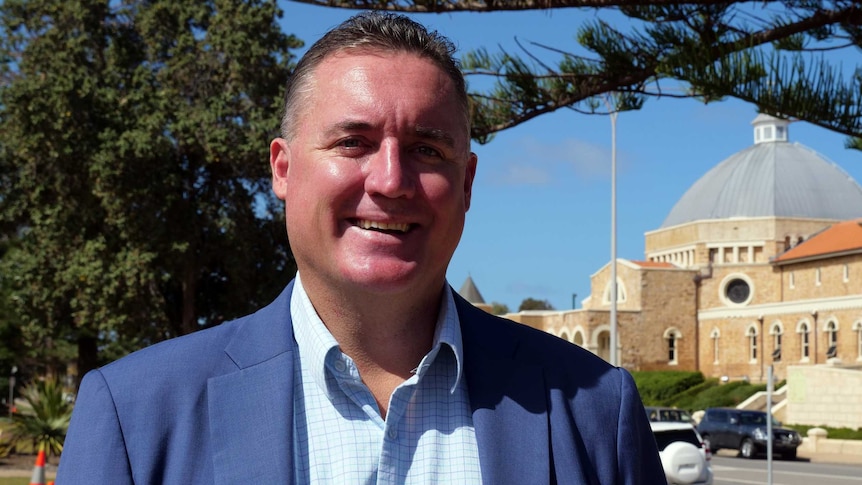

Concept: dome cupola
[[752, 114, 789, 144], [661, 115, 862, 228]]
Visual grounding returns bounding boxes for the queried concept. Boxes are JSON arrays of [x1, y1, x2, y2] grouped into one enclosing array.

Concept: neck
[[299, 275, 446, 416], [302, 278, 444, 372]]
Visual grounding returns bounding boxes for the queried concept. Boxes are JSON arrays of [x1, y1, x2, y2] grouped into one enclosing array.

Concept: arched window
[[602, 277, 627, 304], [797, 321, 811, 360], [664, 328, 682, 364], [574, 331, 585, 347], [770, 322, 784, 362], [854, 321, 862, 361], [824, 320, 839, 359], [710, 328, 720, 364], [746, 325, 758, 362]]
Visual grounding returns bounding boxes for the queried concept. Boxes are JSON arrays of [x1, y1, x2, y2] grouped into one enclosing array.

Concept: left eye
[[415, 146, 442, 158]]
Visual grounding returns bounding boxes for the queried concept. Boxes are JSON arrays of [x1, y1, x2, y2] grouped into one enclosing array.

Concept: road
[[711, 456, 862, 485]]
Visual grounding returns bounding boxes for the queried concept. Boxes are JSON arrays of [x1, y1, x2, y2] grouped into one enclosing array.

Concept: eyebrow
[[322, 120, 457, 150], [414, 124, 456, 150], [323, 120, 374, 139]]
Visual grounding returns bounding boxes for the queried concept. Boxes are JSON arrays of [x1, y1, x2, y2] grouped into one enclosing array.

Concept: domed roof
[[662, 116, 862, 228]]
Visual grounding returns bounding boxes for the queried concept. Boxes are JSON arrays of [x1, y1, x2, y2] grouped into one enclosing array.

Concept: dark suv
[[696, 408, 801, 459]]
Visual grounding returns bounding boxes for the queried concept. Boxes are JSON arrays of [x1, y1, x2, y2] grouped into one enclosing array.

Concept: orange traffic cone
[[29, 446, 46, 485]]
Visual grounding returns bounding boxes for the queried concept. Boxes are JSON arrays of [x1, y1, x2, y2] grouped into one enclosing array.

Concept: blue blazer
[[58, 281, 665, 484]]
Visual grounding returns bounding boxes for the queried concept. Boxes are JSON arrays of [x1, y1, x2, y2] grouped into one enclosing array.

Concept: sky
[[277, 3, 862, 312]]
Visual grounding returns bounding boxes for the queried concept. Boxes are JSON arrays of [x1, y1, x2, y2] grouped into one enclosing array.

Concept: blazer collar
[[208, 281, 297, 485], [207, 282, 552, 485], [456, 293, 551, 485]]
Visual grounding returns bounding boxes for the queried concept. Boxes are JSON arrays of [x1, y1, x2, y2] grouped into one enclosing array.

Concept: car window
[[738, 412, 780, 426], [647, 407, 694, 423], [708, 410, 728, 423], [741, 412, 767, 426], [661, 409, 692, 422], [653, 429, 701, 451]]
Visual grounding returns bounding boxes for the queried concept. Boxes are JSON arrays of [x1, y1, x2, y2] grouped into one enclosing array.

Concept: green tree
[[291, 0, 862, 146], [518, 297, 555, 311], [0, 0, 301, 382], [490, 302, 510, 315]]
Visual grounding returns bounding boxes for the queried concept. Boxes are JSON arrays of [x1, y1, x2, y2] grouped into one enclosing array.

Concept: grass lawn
[[0, 478, 30, 485]]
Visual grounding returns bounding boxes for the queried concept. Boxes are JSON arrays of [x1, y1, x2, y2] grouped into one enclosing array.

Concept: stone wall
[[786, 364, 862, 429]]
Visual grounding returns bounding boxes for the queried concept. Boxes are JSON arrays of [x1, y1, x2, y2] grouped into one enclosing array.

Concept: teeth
[[356, 220, 410, 232]]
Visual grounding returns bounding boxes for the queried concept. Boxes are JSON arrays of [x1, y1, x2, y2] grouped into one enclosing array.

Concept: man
[[58, 12, 664, 484]]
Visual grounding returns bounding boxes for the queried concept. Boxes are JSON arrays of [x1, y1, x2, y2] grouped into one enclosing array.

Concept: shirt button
[[333, 360, 347, 373], [387, 428, 397, 440]]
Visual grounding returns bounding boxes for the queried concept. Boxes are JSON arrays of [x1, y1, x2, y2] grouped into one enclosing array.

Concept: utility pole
[[767, 364, 774, 485], [602, 94, 619, 367]]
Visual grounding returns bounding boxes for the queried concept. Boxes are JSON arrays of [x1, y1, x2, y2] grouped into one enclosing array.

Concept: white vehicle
[[651, 421, 714, 485]]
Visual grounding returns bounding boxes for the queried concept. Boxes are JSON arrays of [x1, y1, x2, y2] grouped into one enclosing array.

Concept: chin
[[340, 261, 432, 294]]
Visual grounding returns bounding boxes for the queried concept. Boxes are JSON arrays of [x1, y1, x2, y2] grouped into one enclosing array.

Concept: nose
[[363, 139, 415, 199]]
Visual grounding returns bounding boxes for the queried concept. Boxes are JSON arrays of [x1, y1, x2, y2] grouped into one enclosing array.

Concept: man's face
[[270, 51, 477, 297]]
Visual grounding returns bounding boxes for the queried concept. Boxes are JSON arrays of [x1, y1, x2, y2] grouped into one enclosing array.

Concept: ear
[[464, 151, 478, 211], [270, 138, 291, 200]]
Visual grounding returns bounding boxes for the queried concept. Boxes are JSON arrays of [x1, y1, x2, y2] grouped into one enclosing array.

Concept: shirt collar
[[290, 273, 465, 397]]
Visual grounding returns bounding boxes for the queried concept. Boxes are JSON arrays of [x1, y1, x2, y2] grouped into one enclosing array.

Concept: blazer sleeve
[[616, 368, 667, 484], [57, 370, 134, 485]]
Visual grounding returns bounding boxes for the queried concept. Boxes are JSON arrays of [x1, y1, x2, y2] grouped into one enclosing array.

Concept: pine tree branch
[[468, 3, 861, 139], [288, 0, 766, 13]]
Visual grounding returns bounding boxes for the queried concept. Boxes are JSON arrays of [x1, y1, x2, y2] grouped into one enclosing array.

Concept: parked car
[[696, 407, 801, 459], [646, 406, 697, 425], [651, 421, 713, 485]]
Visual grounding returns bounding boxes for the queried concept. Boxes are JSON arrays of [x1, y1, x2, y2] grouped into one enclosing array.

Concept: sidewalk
[[0, 454, 57, 478], [797, 448, 862, 466], [714, 448, 862, 466], [0, 467, 56, 478]]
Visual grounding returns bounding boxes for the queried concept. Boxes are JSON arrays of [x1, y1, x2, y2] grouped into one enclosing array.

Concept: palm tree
[[0, 378, 72, 458]]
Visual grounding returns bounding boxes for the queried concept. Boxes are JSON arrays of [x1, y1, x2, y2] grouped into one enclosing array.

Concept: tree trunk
[[76, 335, 99, 391], [181, 262, 197, 335]]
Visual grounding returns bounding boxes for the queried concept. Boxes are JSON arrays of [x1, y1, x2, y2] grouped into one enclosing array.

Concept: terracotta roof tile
[[773, 219, 862, 263]]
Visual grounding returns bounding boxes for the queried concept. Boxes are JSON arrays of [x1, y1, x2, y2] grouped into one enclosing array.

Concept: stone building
[[475, 115, 862, 382]]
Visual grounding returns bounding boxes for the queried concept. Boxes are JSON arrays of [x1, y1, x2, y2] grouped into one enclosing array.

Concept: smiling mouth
[[352, 219, 412, 233]]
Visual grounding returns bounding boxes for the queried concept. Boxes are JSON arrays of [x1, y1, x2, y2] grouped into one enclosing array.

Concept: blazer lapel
[[208, 283, 297, 485], [457, 294, 551, 485]]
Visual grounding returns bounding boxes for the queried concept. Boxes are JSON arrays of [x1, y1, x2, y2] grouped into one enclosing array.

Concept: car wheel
[[702, 434, 717, 453], [783, 448, 797, 460], [739, 438, 756, 459]]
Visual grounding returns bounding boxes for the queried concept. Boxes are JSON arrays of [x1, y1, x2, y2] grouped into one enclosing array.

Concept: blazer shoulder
[[97, 282, 295, 389], [97, 316, 244, 387]]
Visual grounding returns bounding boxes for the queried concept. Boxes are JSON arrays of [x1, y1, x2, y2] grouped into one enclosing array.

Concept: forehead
[[293, 50, 470, 147], [312, 50, 452, 93]]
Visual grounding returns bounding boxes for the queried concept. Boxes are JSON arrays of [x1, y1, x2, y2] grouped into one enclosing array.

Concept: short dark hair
[[280, 11, 468, 139]]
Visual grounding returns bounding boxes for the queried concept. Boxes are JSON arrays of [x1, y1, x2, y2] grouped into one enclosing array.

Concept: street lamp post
[[8, 366, 17, 417], [603, 95, 620, 367], [767, 364, 774, 485]]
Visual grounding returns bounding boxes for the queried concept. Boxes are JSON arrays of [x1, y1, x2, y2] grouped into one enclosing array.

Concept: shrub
[[666, 379, 720, 410], [632, 371, 705, 405], [0, 378, 72, 458], [784, 425, 862, 440]]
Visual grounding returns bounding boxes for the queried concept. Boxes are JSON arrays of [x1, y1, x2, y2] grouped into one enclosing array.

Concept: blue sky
[[278, 3, 862, 312]]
